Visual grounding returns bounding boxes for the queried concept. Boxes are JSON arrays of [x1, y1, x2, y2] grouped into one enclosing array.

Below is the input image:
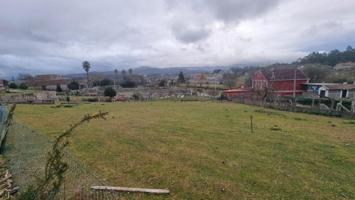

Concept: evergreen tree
[[177, 71, 185, 83]]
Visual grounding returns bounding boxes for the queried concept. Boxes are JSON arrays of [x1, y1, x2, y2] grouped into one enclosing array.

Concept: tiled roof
[[326, 84, 355, 90], [261, 68, 307, 80]]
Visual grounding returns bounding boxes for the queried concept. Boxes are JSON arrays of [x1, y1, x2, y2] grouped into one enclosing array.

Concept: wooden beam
[[91, 186, 170, 194]]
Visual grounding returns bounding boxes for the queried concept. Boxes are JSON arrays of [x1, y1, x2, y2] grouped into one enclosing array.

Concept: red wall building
[[224, 68, 309, 99], [252, 68, 309, 96]]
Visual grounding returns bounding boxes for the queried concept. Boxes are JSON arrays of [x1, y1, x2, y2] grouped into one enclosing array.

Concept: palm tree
[[82, 61, 91, 88], [114, 69, 118, 89]]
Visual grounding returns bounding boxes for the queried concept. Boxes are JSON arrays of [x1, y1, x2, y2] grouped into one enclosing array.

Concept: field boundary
[[5, 122, 141, 199], [230, 98, 355, 119], [0, 105, 12, 151]]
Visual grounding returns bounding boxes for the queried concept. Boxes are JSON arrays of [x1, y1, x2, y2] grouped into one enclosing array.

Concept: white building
[[319, 84, 355, 99]]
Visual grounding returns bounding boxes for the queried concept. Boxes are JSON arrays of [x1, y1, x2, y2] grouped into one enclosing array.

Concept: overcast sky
[[1, 0, 355, 76]]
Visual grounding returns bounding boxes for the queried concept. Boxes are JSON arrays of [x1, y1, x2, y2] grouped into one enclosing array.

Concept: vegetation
[[93, 78, 114, 87], [159, 79, 167, 87], [9, 82, 18, 89], [223, 72, 237, 88], [114, 69, 119, 87], [56, 84, 63, 92], [120, 80, 137, 88], [82, 61, 91, 88], [68, 81, 80, 90], [177, 71, 185, 84], [301, 64, 333, 82], [18, 112, 108, 200], [18, 83, 28, 90], [296, 45, 355, 66], [13, 102, 355, 199], [104, 87, 116, 98], [300, 63, 355, 83]]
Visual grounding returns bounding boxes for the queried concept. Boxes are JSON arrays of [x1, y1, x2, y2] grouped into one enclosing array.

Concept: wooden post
[[250, 115, 253, 133], [91, 186, 170, 194]]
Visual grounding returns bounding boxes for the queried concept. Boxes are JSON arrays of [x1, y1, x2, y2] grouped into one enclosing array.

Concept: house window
[[320, 90, 326, 98], [341, 90, 348, 98]]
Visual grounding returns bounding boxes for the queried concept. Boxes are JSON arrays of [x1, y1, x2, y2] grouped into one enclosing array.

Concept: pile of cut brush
[[0, 156, 18, 199]]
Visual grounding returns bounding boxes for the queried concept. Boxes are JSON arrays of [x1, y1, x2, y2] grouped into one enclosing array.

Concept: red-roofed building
[[252, 68, 309, 97], [25, 74, 71, 91], [224, 68, 309, 100]]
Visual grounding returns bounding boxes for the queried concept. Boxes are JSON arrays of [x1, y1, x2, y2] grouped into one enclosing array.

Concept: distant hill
[[132, 66, 222, 75], [65, 66, 226, 79]]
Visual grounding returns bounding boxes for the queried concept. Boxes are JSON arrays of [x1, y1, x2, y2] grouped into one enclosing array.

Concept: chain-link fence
[[0, 105, 9, 149], [4, 122, 136, 200]]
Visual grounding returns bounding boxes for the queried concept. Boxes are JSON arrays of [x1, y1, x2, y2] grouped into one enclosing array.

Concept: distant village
[[2, 46, 355, 115], [0, 59, 355, 116]]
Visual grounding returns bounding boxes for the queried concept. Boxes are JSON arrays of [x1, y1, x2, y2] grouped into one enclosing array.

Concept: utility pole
[[293, 68, 297, 98], [214, 78, 217, 97]]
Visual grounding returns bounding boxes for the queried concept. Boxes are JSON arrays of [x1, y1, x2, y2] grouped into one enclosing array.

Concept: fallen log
[[91, 186, 170, 194]]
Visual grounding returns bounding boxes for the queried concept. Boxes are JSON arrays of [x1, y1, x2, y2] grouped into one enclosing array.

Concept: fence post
[[250, 115, 253, 133]]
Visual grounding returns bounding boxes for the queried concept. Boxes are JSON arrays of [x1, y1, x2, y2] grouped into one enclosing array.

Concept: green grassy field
[[13, 101, 355, 199]]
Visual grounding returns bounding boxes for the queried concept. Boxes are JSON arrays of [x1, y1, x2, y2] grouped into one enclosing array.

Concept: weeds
[[18, 111, 108, 200]]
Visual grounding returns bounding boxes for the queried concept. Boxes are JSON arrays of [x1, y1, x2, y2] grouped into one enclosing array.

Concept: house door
[[320, 90, 326, 98], [341, 90, 348, 98]]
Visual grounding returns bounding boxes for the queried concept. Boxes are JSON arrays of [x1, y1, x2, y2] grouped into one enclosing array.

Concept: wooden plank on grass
[[91, 186, 170, 194]]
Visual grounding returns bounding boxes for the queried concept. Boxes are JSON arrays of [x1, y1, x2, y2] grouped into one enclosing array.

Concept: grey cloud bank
[[0, 0, 355, 76]]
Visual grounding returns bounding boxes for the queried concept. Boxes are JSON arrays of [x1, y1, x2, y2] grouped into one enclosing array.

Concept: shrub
[[104, 87, 116, 98], [19, 83, 28, 90], [82, 97, 98, 102], [132, 92, 143, 100], [159, 79, 167, 87], [9, 82, 17, 89], [120, 80, 137, 88], [93, 79, 114, 87], [68, 81, 79, 90], [100, 79, 114, 86], [56, 84, 63, 92]]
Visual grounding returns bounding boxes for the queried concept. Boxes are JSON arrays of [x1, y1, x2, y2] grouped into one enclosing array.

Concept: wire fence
[[0, 105, 9, 149], [4, 123, 131, 200], [0, 106, 8, 141]]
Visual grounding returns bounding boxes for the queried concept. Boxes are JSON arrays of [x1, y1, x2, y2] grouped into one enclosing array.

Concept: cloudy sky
[[1, 0, 355, 76]]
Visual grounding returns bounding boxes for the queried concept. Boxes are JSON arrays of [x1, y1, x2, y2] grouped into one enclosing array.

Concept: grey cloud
[[204, 0, 280, 23], [166, 0, 280, 23], [304, 21, 343, 36], [166, 0, 280, 44], [0, 0, 355, 77], [172, 23, 211, 43]]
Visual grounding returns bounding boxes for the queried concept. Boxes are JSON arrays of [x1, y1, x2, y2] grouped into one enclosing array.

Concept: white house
[[319, 84, 355, 99]]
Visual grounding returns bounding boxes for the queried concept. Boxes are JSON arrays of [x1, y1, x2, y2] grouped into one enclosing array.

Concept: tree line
[[296, 45, 355, 66]]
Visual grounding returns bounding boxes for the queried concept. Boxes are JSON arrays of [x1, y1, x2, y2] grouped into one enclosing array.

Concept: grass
[[12, 101, 355, 199]]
